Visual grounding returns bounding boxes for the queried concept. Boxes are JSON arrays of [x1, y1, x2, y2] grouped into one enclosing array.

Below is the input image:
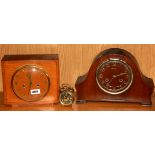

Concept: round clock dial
[[96, 58, 133, 94], [60, 91, 74, 106], [60, 85, 75, 106], [11, 65, 50, 102]]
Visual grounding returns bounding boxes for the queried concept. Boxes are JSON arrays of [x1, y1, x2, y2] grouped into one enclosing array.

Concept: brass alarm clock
[[1, 54, 59, 105], [59, 84, 75, 106], [75, 48, 154, 105]]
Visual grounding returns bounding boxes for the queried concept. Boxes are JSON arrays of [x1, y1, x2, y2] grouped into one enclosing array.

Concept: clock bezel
[[11, 64, 51, 102], [96, 58, 134, 95]]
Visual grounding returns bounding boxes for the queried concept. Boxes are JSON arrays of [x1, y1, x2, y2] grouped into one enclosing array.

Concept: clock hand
[[112, 72, 127, 78], [27, 73, 32, 95], [108, 77, 115, 85], [107, 73, 128, 85]]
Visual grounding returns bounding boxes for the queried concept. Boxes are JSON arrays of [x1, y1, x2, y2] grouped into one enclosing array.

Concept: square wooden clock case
[[1, 54, 59, 106]]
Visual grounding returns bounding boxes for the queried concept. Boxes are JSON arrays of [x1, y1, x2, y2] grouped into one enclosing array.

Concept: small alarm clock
[[59, 84, 75, 106], [75, 48, 154, 105], [1, 54, 59, 106]]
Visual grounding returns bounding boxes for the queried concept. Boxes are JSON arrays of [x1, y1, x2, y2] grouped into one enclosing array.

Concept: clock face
[[11, 65, 50, 102], [96, 58, 133, 94], [60, 91, 74, 106]]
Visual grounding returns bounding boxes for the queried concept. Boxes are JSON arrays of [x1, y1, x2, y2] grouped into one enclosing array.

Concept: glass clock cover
[[96, 58, 133, 94], [11, 65, 50, 102]]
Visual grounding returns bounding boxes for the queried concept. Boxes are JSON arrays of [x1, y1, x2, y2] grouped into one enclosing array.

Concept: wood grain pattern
[[1, 54, 59, 105], [0, 44, 155, 92], [0, 92, 155, 111], [0, 44, 57, 91]]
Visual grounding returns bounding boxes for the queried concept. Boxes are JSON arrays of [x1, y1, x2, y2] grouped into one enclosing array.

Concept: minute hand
[[112, 72, 127, 78], [108, 73, 128, 85]]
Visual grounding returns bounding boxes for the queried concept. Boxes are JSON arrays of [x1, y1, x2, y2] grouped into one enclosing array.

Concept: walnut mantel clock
[[75, 48, 154, 105], [1, 54, 59, 106]]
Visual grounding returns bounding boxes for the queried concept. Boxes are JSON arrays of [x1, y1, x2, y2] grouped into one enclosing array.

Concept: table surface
[[0, 92, 155, 111]]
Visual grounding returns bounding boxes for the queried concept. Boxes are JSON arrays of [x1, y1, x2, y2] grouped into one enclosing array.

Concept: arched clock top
[[75, 48, 154, 105]]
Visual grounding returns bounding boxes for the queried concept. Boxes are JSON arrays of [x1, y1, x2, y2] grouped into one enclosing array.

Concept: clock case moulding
[[75, 48, 154, 105]]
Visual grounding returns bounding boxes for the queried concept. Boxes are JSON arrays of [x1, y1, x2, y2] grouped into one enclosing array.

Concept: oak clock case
[[1, 54, 59, 105], [75, 48, 154, 105]]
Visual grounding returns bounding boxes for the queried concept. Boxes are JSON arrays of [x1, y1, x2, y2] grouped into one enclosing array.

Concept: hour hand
[[27, 73, 32, 94]]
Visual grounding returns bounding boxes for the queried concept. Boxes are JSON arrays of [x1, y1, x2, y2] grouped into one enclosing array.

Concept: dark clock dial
[[11, 65, 50, 102], [96, 58, 133, 94]]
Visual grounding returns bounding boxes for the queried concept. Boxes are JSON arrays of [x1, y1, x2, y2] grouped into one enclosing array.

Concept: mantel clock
[[75, 48, 154, 105], [1, 54, 59, 106]]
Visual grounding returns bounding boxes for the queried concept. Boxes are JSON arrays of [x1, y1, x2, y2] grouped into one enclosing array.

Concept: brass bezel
[[11, 64, 50, 102], [59, 91, 75, 106]]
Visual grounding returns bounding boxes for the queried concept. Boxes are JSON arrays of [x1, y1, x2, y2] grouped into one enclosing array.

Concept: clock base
[[76, 99, 152, 106]]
